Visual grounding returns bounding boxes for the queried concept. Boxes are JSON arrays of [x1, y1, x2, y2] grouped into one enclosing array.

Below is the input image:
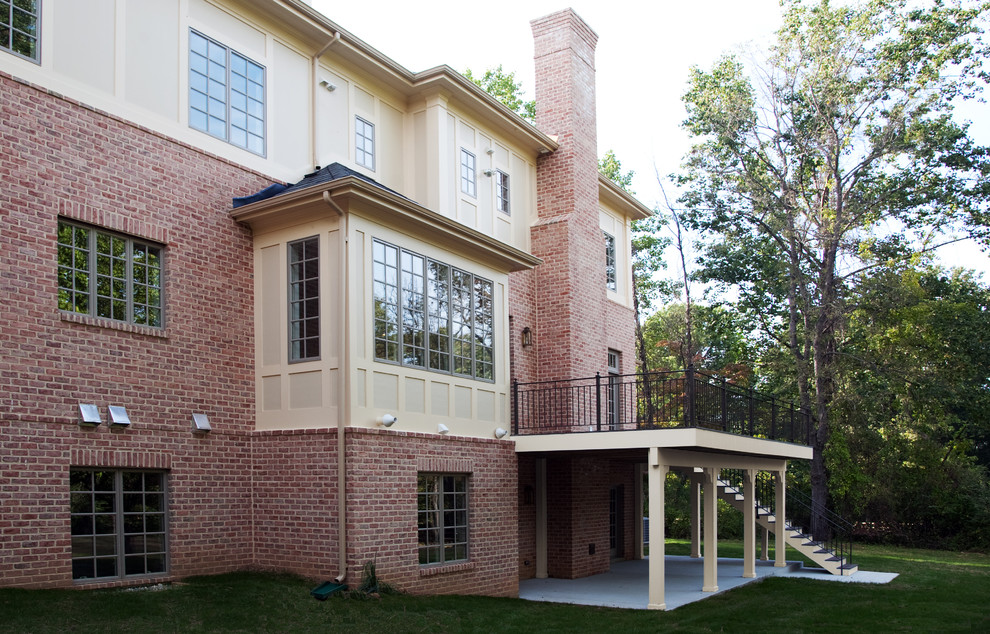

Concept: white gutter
[[324, 191, 348, 584]]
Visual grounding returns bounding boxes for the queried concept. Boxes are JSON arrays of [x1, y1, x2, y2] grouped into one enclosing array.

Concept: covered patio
[[516, 428, 811, 610], [519, 555, 898, 610]]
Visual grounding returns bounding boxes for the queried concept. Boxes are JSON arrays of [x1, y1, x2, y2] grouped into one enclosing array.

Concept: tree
[[599, 149, 635, 193], [679, 0, 990, 533], [463, 66, 536, 123]]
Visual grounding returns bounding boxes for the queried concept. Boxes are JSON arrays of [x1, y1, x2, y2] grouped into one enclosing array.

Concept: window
[[70, 469, 168, 581], [495, 170, 510, 215], [355, 116, 375, 170], [417, 474, 468, 565], [57, 220, 164, 328], [607, 349, 620, 430], [1, 0, 39, 62], [189, 30, 265, 155], [373, 239, 493, 381], [289, 236, 319, 362], [604, 231, 617, 291], [460, 149, 476, 197]]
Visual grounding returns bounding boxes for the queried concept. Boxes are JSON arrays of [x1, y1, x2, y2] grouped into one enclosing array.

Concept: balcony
[[511, 368, 811, 445]]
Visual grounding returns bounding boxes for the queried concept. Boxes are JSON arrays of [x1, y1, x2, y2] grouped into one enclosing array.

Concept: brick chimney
[[526, 8, 606, 382]]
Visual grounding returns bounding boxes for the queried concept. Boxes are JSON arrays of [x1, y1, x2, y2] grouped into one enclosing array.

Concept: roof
[[232, 162, 409, 208]]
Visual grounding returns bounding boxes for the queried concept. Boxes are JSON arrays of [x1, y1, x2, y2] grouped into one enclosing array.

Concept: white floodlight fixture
[[437, 423, 450, 435], [494, 427, 509, 439], [380, 414, 397, 428]]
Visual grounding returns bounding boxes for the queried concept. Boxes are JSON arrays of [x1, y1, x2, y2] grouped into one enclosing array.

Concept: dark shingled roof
[[232, 162, 410, 208]]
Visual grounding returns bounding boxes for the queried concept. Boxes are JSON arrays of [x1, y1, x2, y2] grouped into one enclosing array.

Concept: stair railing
[[785, 486, 855, 575]]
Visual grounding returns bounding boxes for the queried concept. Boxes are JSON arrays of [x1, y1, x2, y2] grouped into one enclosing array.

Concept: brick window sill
[[419, 561, 474, 577], [60, 311, 168, 338]]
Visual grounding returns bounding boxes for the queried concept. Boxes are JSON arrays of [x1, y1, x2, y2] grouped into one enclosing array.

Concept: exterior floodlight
[[437, 423, 450, 435], [380, 414, 397, 428], [319, 79, 336, 92], [494, 427, 509, 439], [192, 413, 212, 433], [107, 406, 131, 427], [78, 403, 102, 427]]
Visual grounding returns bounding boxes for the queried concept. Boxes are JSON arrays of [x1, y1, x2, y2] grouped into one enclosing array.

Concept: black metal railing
[[512, 368, 811, 445], [786, 486, 856, 574], [719, 469, 855, 574]]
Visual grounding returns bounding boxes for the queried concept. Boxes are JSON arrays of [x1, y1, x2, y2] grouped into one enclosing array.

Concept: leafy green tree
[[463, 66, 536, 122], [678, 0, 990, 529], [833, 264, 990, 547], [599, 150, 635, 193]]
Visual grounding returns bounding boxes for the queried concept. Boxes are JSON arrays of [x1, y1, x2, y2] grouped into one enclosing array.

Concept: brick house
[[0, 1, 829, 609]]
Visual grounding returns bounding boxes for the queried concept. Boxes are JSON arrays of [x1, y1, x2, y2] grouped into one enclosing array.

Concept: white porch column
[[536, 457, 548, 578], [702, 467, 718, 592], [775, 467, 787, 568], [760, 526, 770, 561], [647, 447, 667, 610], [634, 463, 645, 560], [690, 470, 701, 558], [743, 469, 756, 578]]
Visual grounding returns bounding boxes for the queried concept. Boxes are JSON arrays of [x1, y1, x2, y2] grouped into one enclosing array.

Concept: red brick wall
[[343, 428, 518, 597], [252, 429, 339, 578], [529, 9, 608, 382], [516, 454, 538, 579], [0, 70, 269, 588]]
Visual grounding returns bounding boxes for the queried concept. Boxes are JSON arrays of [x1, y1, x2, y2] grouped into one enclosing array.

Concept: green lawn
[[2, 542, 987, 633]]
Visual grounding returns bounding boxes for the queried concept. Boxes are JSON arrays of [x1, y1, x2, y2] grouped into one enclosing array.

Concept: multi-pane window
[[460, 149, 476, 197], [189, 30, 265, 155], [0, 0, 38, 62], [604, 231, 617, 291], [417, 474, 468, 566], [355, 116, 375, 170], [289, 236, 319, 362], [373, 239, 494, 381], [495, 170, 510, 215], [57, 220, 164, 328], [70, 469, 168, 581]]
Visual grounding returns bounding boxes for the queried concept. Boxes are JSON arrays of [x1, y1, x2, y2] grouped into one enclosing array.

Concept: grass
[[1, 542, 987, 633]]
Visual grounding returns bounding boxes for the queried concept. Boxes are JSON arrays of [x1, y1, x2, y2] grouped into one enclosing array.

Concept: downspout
[[311, 32, 341, 169], [324, 191, 348, 584]]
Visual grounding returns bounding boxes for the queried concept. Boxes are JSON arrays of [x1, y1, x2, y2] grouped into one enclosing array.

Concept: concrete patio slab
[[518, 555, 898, 610]]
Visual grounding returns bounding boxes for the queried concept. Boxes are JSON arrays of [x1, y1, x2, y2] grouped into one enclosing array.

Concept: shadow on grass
[[1, 543, 987, 633]]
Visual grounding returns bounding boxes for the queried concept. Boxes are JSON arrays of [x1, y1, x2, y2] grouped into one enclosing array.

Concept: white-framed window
[[604, 231, 617, 291], [460, 149, 477, 197], [57, 219, 164, 328], [288, 236, 320, 362], [495, 170, 510, 215], [188, 29, 266, 155], [417, 473, 468, 566], [355, 116, 375, 170], [70, 469, 168, 581], [373, 239, 494, 381], [1, 0, 39, 62]]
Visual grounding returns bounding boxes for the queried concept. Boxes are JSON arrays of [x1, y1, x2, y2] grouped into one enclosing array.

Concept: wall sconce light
[[380, 414, 397, 428], [192, 413, 212, 433], [521, 327, 533, 347], [483, 169, 494, 177], [437, 423, 450, 435], [494, 427, 509, 439], [107, 406, 131, 428], [485, 148, 495, 155], [78, 403, 102, 427], [319, 79, 336, 92]]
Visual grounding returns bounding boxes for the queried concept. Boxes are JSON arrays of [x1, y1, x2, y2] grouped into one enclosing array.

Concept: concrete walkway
[[518, 556, 898, 610]]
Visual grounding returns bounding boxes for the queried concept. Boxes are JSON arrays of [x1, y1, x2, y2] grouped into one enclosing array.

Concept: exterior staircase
[[716, 477, 858, 576]]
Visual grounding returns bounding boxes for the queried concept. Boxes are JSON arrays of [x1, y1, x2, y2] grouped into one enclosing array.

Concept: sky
[[311, 0, 990, 278]]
